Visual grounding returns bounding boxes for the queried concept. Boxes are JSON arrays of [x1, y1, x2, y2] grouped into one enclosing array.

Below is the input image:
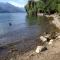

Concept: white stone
[[57, 36, 60, 39], [44, 34, 50, 38], [48, 39, 53, 45], [50, 39, 53, 42], [35, 46, 44, 53], [40, 36, 47, 42]]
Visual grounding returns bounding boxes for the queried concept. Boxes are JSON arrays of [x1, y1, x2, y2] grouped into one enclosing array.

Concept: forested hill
[[0, 2, 25, 13]]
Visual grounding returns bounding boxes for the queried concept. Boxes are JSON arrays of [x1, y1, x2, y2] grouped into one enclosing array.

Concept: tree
[[36, 0, 45, 13], [25, 0, 60, 16]]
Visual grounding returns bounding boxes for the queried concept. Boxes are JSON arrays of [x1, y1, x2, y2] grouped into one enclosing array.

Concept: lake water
[[0, 13, 59, 45]]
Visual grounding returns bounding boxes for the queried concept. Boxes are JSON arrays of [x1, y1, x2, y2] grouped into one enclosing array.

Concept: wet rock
[[35, 46, 47, 53]]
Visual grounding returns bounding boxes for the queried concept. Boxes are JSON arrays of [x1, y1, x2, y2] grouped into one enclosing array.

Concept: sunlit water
[[0, 13, 59, 45]]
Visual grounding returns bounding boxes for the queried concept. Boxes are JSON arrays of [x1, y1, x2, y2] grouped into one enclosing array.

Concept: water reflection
[[0, 13, 59, 45], [26, 16, 38, 25], [26, 15, 59, 33]]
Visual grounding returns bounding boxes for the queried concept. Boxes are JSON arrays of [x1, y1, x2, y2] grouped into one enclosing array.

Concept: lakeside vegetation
[[25, 0, 60, 16]]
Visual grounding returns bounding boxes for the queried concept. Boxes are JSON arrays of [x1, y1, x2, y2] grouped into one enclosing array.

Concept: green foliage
[[25, 0, 60, 15], [44, 0, 57, 13], [25, 1, 37, 15], [57, 4, 60, 12], [36, 0, 45, 12]]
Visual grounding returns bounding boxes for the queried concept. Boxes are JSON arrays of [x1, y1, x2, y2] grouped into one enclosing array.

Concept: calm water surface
[[0, 13, 59, 45]]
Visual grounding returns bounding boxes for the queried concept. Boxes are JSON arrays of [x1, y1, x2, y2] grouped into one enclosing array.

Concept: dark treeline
[[25, 0, 60, 16]]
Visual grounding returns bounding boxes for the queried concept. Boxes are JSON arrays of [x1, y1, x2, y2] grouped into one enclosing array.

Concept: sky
[[0, 0, 28, 7]]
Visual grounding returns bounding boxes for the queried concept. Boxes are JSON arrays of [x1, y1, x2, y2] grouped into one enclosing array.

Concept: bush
[[25, 0, 60, 15]]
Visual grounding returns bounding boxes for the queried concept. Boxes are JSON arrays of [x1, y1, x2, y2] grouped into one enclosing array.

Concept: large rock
[[48, 39, 53, 45], [40, 36, 47, 42], [35, 46, 47, 53]]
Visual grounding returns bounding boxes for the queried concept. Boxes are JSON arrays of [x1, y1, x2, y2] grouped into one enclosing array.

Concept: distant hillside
[[0, 2, 26, 13]]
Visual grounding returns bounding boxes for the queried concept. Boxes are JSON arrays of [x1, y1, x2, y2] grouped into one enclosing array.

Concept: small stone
[[44, 34, 50, 38], [40, 36, 47, 42], [48, 39, 53, 45]]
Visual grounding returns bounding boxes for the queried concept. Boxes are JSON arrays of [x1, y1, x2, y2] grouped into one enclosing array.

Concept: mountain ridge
[[0, 2, 26, 13]]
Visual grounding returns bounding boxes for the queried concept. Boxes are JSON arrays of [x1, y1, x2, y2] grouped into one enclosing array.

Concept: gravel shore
[[2, 36, 60, 60]]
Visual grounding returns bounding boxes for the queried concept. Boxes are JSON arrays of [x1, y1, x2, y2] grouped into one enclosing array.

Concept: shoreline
[[38, 13, 60, 29], [0, 13, 60, 60], [2, 32, 60, 60]]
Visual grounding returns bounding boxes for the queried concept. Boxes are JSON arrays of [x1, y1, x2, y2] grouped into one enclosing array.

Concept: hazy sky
[[0, 0, 28, 7]]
